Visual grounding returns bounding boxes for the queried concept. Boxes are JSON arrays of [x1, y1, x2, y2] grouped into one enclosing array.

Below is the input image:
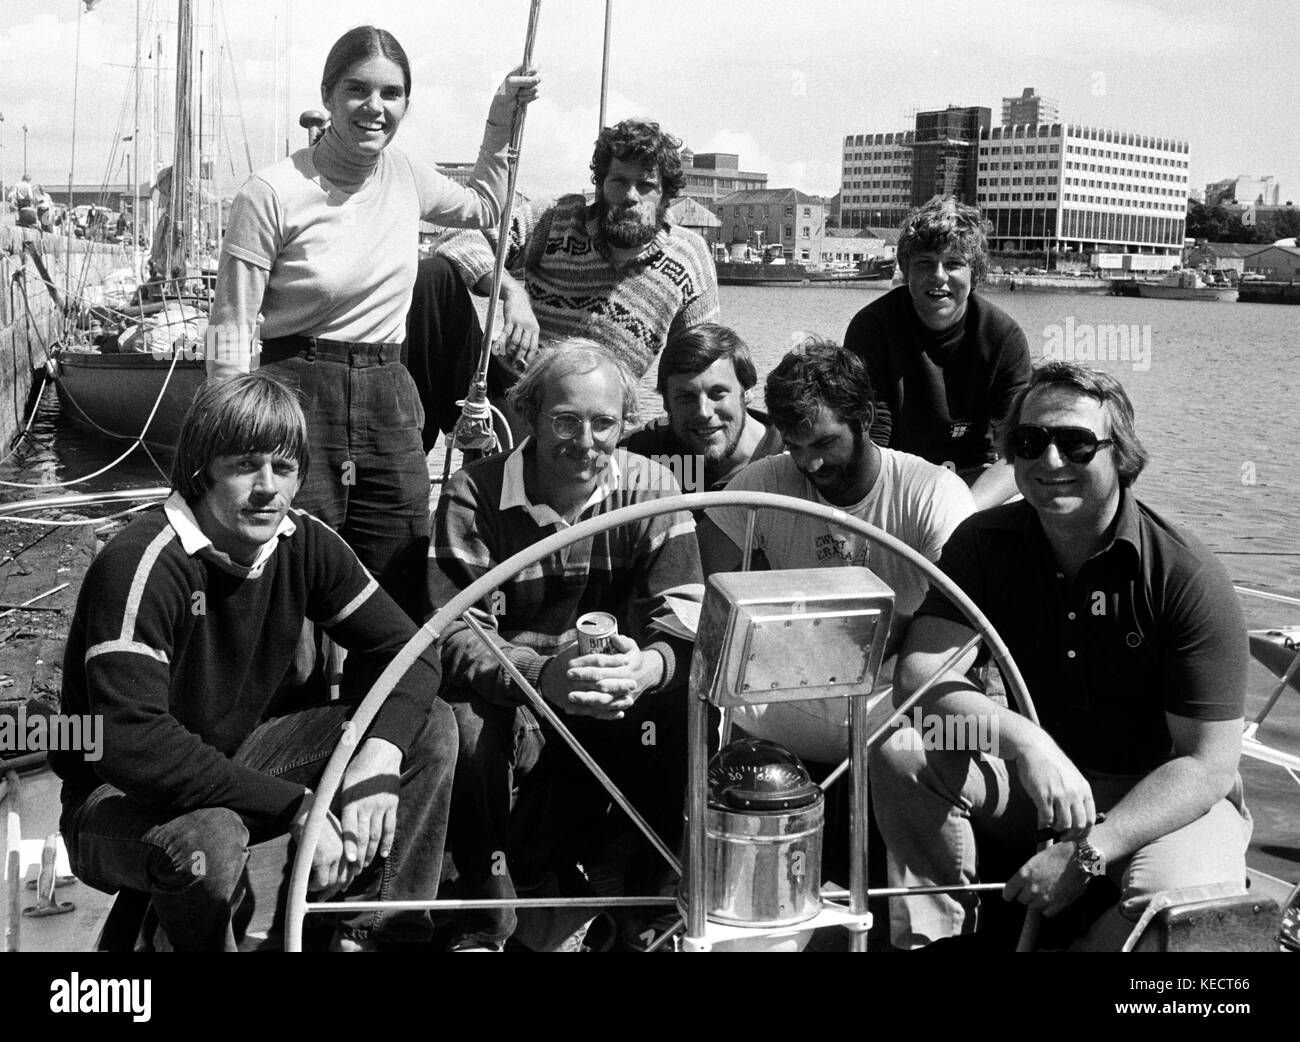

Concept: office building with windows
[[839, 130, 915, 230], [1204, 175, 1281, 207], [680, 151, 767, 210], [978, 122, 1188, 257], [716, 188, 825, 260], [840, 88, 1188, 259], [1002, 87, 1059, 126]]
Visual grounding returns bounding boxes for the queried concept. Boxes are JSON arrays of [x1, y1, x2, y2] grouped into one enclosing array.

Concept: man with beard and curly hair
[[405, 119, 720, 447]]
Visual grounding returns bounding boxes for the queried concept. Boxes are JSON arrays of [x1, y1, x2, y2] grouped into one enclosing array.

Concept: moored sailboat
[[51, 0, 247, 448]]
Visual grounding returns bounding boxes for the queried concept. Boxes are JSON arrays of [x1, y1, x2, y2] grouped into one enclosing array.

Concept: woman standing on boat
[[209, 26, 538, 621]]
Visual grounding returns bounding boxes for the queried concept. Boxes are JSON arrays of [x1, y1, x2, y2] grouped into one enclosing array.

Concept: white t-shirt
[[704, 448, 975, 762]]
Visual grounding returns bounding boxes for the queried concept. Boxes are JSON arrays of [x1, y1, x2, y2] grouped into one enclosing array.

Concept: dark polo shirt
[[843, 286, 1030, 480], [916, 489, 1247, 775]]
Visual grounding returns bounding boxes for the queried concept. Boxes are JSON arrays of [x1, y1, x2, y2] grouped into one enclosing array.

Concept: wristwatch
[[1073, 838, 1107, 880]]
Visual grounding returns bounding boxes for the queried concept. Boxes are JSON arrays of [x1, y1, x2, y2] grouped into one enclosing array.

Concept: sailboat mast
[[152, 20, 161, 251], [198, 47, 204, 250], [270, 12, 279, 165], [598, 0, 612, 133], [284, 0, 292, 158], [133, 0, 142, 269], [168, 0, 195, 280], [213, 7, 224, 248]]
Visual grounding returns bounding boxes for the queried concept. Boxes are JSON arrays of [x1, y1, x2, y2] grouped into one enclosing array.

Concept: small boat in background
[[715, 260, 892, 287], [1136, 269, 1238, 301]]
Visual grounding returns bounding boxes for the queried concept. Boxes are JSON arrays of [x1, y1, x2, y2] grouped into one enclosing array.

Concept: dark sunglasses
[[1010, 425, 1113, 464]]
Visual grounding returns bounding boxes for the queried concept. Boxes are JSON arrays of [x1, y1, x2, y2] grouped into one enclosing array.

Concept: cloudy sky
[[3, 0, 1298, 204]]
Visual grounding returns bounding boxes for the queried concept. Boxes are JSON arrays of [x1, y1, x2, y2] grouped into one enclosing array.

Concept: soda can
[[576, 612, 618, 656]]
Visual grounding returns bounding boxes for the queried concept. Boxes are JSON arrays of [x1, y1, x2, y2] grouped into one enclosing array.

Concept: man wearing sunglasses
[[872, 361, 1250, 950], [842, 195, 1030, 510], [428, 339, 702, 951]]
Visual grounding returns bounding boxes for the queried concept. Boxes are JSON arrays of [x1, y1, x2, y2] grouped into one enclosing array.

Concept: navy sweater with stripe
[[51, 507, 441, 824]]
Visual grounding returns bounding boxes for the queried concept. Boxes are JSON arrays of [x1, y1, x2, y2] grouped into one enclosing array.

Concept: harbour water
[[3, 285, 1297, 620], [707, 285, 1300, 618]]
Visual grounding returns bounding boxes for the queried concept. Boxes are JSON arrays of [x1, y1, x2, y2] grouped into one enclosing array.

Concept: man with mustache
[[429, 339, 702, 951], [621, 323, 782, 502], [843, 196, 1031, 510], [51, 374, 455, 951], [405, 119, 719, 446], [698, 337, 974, 766]]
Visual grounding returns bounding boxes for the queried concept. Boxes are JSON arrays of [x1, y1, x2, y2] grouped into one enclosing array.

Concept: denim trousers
[[443, 688, 692, 948], [60, 700, 458, 951], [869, 732, 1253, 949], [260, 338, 430, 624]]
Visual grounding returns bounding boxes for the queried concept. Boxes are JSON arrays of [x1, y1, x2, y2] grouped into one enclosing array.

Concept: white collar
[[164, 491, 296, 579], [500, 438, 623, 528]]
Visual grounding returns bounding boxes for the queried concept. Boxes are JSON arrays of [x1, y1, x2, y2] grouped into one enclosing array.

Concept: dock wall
[[0, 226, 130, 448]]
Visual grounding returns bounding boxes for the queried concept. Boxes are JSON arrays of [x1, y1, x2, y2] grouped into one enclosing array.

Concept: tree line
[[1186, 200, 1300, 244]]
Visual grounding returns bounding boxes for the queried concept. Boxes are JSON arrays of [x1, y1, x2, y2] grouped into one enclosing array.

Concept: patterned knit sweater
[[435, 193, 720, 379]]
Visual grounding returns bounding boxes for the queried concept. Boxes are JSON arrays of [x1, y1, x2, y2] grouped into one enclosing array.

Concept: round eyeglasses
[[549, 412, 622, 442], [1010, 424, 1113, 464]]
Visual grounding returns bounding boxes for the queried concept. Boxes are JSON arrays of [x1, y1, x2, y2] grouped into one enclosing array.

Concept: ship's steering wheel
[[284, 490, 1041, 951]]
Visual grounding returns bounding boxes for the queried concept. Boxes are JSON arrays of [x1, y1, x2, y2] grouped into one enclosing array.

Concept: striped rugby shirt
[[428, 445, 702, 705], [51, 494, 441, 823], [435, 193, 720, 379]]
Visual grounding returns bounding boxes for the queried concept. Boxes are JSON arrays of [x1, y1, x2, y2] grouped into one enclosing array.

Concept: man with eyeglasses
[[428, 339, 702, 951], [406, 118, 719, 448], [872, 361, 1250, 950]]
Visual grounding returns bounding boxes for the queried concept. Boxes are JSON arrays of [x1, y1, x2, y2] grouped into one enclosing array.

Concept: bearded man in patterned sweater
[[404, 118, 719, 446]]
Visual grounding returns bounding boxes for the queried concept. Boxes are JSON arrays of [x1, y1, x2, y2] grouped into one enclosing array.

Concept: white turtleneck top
[[214, 118, 510, 370]]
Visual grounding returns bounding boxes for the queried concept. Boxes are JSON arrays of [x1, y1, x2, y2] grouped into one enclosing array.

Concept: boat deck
[[5, 651, 1294, 952]]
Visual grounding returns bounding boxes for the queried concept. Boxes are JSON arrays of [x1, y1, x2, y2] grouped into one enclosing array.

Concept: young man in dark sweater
[[843, 196, 1031, 510], [51, 373, 455, 951]]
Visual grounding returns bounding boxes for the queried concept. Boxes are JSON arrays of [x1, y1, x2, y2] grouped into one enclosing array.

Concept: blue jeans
[[260, 338, 430, 623], [60, 700, 458, 951]]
